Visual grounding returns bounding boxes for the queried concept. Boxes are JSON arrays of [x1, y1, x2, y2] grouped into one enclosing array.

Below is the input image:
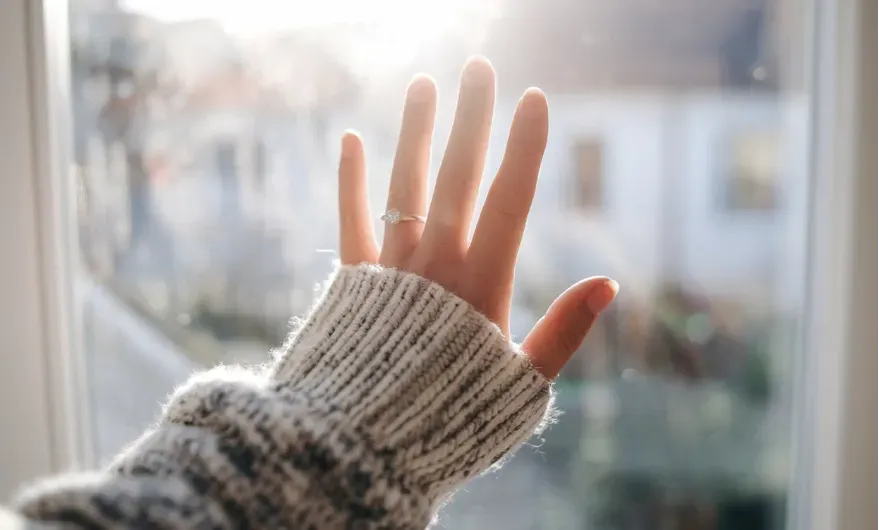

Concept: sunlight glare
[[124, 0, 495, 71]]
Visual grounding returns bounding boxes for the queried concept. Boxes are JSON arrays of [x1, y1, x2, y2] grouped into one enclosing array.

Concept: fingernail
[[407, 75, 435, 103], [462, 56, 494, 87], [587, 279, 619, 314], [341, 131, 360, 157], [519, 87, 547, 119]]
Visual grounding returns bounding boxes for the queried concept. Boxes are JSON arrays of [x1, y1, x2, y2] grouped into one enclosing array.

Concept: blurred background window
[[70, 0, 813, 528], [571, 138, 605, 213], [724, 130, 780, 211]]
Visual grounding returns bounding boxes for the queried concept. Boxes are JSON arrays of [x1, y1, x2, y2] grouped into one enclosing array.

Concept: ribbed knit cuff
[[270, 265, 555, 499], [11, 265, 555, 530]]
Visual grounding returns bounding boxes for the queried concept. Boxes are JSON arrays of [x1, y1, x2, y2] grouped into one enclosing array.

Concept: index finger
[[465, 88, 548, 312]]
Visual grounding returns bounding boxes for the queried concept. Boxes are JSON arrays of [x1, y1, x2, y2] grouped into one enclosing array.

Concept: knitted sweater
[[9, 265, 555, 529]]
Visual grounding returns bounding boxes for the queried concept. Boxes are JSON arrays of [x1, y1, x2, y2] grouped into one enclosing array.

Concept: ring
[[381, 208, 426, 225]]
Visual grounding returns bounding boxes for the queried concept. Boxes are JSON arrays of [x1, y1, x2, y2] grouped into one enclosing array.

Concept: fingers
[[380, 75, 437, 265], [338, 131, 379, 265], [466, 88, 548, 313], [522, 277, 619, 379], [420, 57, 496, 256]]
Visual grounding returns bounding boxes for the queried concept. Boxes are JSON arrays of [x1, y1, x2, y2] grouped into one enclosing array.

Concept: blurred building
[[483, 0, 790, 91], [70, 1, 807, 528]]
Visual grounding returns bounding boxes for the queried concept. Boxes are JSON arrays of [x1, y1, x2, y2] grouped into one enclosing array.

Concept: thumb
[[521, 277, 619, 379]]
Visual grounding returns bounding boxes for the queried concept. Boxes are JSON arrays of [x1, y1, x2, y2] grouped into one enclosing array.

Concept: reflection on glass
[[70, 0, 809, 528]]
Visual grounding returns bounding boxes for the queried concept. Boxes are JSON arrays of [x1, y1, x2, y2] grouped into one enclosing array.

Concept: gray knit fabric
[[10, 265, 555, 529]]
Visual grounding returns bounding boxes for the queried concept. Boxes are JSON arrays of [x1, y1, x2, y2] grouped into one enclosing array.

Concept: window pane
[[70, 0, 811, 528]]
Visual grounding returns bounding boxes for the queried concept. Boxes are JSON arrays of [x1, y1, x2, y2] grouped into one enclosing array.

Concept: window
[[570, 138, 605, 212], [72, 0, 808, 530], [725, 129, 780, 211], [50, 0, 827, 528]]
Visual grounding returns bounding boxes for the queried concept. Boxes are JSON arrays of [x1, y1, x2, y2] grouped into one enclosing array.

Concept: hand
[[336, 57, 618, 379]]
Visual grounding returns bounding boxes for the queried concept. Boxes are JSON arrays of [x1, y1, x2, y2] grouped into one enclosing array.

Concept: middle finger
[[419, 57, 496, 258]]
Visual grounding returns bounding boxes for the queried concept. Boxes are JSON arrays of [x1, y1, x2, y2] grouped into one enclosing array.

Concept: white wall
[[486, 92, 810, 314], [677, 95, 808, 307], [519, 95, 669, 297]]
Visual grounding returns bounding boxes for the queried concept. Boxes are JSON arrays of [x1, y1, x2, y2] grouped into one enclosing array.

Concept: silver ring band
[[381, 208, 426, 225]]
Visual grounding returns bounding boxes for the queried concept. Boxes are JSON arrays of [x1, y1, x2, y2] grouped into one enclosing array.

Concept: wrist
[[270, 265, 554, 498]]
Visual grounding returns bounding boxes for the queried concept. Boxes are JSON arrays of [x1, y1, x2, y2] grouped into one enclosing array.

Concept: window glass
[[70, 0, 811, 528]]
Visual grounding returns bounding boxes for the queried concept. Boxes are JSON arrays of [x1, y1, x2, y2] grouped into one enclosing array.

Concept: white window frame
[[0, 1, 873, 528], [0, 0, 92, 499], [785, 0, 876, 528]]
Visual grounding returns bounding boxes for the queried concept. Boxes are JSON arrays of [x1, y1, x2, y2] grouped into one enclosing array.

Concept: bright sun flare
[[123, 0, 496, 71]]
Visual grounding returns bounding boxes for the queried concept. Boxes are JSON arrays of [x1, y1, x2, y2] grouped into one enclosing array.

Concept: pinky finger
[[338, 131, 379, 264], [521, 277, 619, 379]]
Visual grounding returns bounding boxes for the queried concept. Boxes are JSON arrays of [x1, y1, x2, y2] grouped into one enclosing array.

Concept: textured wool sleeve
[[12, 265, 555, 529]]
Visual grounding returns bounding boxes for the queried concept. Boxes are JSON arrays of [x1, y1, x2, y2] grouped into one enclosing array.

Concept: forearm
[[11, 266, 554, 529], [16, 371, 428, 528]]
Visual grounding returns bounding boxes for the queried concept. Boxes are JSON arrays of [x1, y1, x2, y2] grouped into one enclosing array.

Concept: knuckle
[[551, 311, 591, 355], [556, 330, 583, 356], [411, 249, 462, 281], [486, 200, 524, 225]]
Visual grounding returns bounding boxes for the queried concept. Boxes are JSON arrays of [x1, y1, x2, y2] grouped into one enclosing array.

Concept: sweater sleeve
[[12, 265, 556, 529]]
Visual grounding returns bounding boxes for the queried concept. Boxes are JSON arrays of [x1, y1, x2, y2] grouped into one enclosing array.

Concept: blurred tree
[[72, 1, 179, 267]]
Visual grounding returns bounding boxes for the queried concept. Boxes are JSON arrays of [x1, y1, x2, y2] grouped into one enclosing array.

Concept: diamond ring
[[380, 208, 426, 225]]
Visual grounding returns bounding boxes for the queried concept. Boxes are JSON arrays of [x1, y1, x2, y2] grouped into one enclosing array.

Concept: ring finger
[[379, 75, 437, 266]]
